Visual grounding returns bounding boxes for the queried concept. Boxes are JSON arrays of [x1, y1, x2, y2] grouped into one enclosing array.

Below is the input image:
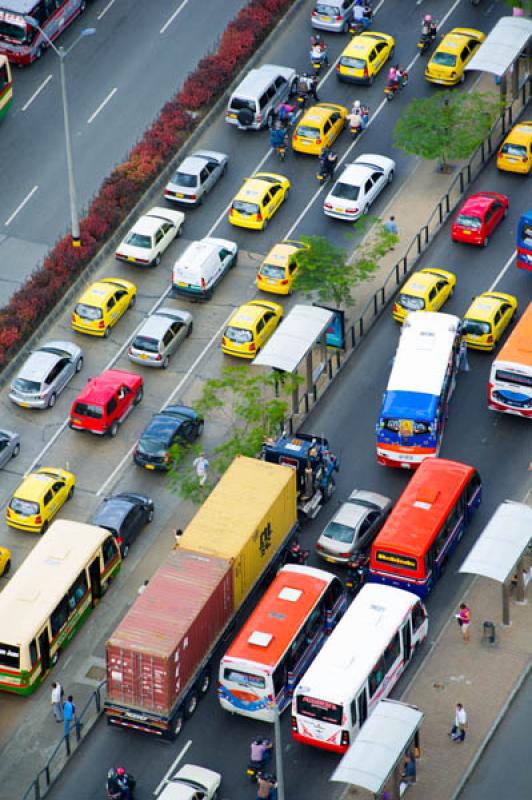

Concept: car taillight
[[291, 716, 297, 731], [280, 279, 289, 285], [35, 515, 41, 524], [201, 277, 206, 289], [134, 447, 139, 456], [316, 138, 321, 145], [341, 731, 350, 747], [256, 213, 263, 221], [363, 66, 368, 78], [316, 542, 323, 551], [312, 8, 317, 15], [190, 195, 196, 200], [346, 208, 358, 214], [336, 14, 342, 19], [71, 312, 76, 321], [229, 207, 234, 216], [164, 453, 170, 464], [98, 320, 105, 328], [155, 354, 162, 361], [136, 258, 149, 264], [450, 71, 456, 78], [222, 337, 228, 345], [523, 157, 528, 162], [487, 335, 493, 343], [116, 535, 123, 544], [6, 508, 11, 517], [394, 303, 399, 311], [248, 343, 256, 351], [324, 203, 333, 209], [256, 114, 262, 123], [339, 551, 352, 558]]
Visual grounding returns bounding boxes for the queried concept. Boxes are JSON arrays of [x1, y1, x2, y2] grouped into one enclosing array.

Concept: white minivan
[[171, 237, 238, 300]]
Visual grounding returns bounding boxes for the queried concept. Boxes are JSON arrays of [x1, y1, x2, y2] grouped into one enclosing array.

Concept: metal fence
[[285, 78, 531, 433]]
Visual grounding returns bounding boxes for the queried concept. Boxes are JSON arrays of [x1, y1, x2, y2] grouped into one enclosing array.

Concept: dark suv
[[90, 492, 154, 557], [133, 405, 204, 471]]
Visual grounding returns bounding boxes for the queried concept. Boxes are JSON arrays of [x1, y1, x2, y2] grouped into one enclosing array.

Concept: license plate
[[139, 354, 148, 360], [463, 230, 471, 235], [228, 113, 236, 119], [469, 334, 481, 340], [175, 192, 184, 198], [320, 14, 330, 20], [301, 139, 313, 144], [127, 256, 135, 262], [178, 281, 187, 287], [507, 158, 517, 163], [145, 464, 155, 470], [335, 207, 343, 213], [19, 402, 30, 408], [325, 556, 336, 564], [267, 279, 277, 284]]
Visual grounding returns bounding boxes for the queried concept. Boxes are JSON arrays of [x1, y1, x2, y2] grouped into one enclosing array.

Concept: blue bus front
[[376, 391, 441, 469], [517, 210, 532, 272]]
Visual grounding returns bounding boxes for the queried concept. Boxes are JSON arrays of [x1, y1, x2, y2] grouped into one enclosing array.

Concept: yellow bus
[[0, 520, 121, 696], [0, 55, 12, 120]]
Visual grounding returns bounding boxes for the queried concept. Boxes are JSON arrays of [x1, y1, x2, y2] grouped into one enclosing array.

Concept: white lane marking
[[160, 0, 189, 34], [488, 249, 515, 291], [4, 186, 39, 226], [87, 88, 118, 124], [25, 419, 70, 477], [21, 75, 53, 112], [97, 0, 117, 20], [154, 740, 193, 796]]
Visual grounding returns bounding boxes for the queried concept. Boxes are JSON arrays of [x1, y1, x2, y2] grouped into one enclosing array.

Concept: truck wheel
[[323, 477, 336, 504], [198, 669, 211, 696], [172, 712, 184, 738], [184, 691, 199, 719]]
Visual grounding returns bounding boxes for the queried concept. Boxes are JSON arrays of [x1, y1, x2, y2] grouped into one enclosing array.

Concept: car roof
[[177, 155, 209, 176], [505, 121, 532, 143], [460, 193, 500, 214], [228, 303, 267, 328], [131, 215, 166, 235], [13, 471, 54, 501], [344, 31, 392, 56], [76, 370, 140, 403], [263, 242, 302, 264], [336, 163, 372, 185], [300, 104, 344, 125], [136, 314, 174, 339], [439, 27, 484, 50], [92, 496, 134, 529], [330, 500, 369, 528], [18, 350, 60, 381], [466, 294, 504, 320], [402, 271, 440, 296], [79, 281, 120, 305], [142, 413, 183, 442], [236, 178, 272, 200]]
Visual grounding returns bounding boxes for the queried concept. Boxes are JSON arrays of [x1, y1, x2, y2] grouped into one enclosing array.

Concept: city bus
[[218, 565, 346, 722], [291, 583, 428, 753], [0, 0, 86, 66], [0, 54, 12, 118], [369, 458, 482, 597], [376, 312, 462, 469], [516, 209, 532, 271], [0, 520, 121, 695], [488, 301, 532, 419]]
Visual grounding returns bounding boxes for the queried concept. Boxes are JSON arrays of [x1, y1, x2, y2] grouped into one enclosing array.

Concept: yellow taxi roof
[[13, 472, 55, 501], [343, 31, 393, 57], [505, 121, 532, 144], [263, 243, 301, 265], [79, 280, 118, 306], [401, 271, 439, 298], [466, 295, 505, 321], [235, 177, 277, 202], [229, 303, 267, 328], [439, 28, 485, 51]]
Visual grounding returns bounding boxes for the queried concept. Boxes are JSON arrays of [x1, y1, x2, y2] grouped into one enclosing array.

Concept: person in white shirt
[[51, 681, 63, 722], [193, 454, 209, 486], [450, 702, 467, 742]]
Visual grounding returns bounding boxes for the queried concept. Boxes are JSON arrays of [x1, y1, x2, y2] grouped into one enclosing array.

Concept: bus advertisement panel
[[516, 210, 532, 271], [488, 302, 532, 419], [218, 565, 346, 722], [291, 584, 428, 753], [376, 312, 462, 469], [369, 458, 481, 597], [0, 54, 12, 117], [0, 0, 85, 66]]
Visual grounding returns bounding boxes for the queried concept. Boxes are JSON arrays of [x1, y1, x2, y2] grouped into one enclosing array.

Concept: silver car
[[128, 307, 193, 369], [311, 0, 357, 32], [9, 340, 84, 409], [163, 150, 228, 206], [315, 489, 392, 564], [0, 429, 20, 469]]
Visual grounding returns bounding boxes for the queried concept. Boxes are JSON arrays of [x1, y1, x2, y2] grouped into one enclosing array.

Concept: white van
[[171, 237, 238, 300], [226, 64, 297, 130]]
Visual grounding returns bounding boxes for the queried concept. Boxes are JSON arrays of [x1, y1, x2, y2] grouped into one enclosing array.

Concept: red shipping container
[[106, 549, 233, 717]]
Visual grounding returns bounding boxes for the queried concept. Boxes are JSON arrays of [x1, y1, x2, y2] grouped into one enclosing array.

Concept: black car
[[133, 404, 204, 471], [90, 492, 154, 557]]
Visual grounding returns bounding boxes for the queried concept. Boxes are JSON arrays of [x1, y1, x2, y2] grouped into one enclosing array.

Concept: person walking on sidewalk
[[384, 215, 398, 236], [449, 702, 467, 742], [456, 602, 471, 642], [63, 695, 77, 737], [51, 681, 63, 722]]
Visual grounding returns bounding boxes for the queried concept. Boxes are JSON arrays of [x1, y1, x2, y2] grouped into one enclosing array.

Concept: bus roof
[[294, 584, 419, 706], [493, 302, 532, 369], [371, 458, 475, 559], [223, 565, 335, 670], [0, 0, 37, 13], [0, 520, 111, 644], [385, 312, 461, 399]]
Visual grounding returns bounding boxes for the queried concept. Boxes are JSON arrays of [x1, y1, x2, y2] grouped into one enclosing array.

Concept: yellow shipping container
[[179, 456, 297, 609]]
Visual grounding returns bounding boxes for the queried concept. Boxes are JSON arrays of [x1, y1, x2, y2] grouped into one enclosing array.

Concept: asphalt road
[[0, 0, 250, 304]]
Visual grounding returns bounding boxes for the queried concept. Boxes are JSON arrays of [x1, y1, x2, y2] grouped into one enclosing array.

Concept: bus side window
[[50, 596, 69, 637], [325, 577, 344, 612], [350, 697, 357, 728], [68, 571, 89, 610], [368, 657, 385, 697], [30, 639, 38, 666], [102, 536, 118, 567], [273, 656, 288, 695], [305, 604, 322, 642], [383, 632, 401, 672], [465, 472, 481, 507], [357, 689, 368, 728], [290, 629, 309, 667], [412, 602, 426, 633]]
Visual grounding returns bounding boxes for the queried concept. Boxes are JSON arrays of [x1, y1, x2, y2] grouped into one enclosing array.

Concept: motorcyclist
[[106, 769, 122, 800], [310, 42, 328, 66], [347, 104, 363, 134], [270, 122, 287, 152], [421, 14, 437, 38], [387, 65, 399, 85], [257, 773, 277, 800], [352, 2, 371, 29], [250, 737, 273, 767], [116, 767, 135, 800], [277, 102, 295, 129], [319, 146, 337, 179]]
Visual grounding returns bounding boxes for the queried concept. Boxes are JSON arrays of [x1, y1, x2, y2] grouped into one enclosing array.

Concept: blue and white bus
[[376, 312, 462, 469]]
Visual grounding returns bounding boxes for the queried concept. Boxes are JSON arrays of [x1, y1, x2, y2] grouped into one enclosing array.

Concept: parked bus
[[376, 312, 462, 469], [488, 302, 532, 419], [291, 583, 428, 753], [0, 520, 121, 695], [516, 209, 532, 271], [0, 54, 12, 117], [369, 458, 481, 598], [218, 565, 346, 722], [0, 0, 86, 66]]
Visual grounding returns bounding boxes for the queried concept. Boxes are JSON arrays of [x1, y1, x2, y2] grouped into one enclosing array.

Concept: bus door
[[401, 622, 412, 664], [38, 628, 51, 675], [356, 687, 368, 730], [89, 557, 102, 605]]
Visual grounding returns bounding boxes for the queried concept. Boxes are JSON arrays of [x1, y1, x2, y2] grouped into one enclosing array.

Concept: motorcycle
[[317, 153, 337, 184], [310, 48, 328, 75], [417, 25, 437, 54], [247, 739, 273, 782], [344, 555, 369, 597], [283, 541, 310, 566], [106, 771, 136, 800], [384, 71, 408, 101]]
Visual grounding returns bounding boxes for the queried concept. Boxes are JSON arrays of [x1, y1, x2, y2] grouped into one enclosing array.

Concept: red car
[[451, 192, 508, 247], [69, 369, 143, 437]]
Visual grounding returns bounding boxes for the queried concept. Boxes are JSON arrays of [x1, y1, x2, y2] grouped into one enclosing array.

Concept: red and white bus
[[0, 0, 86, 66], [218, 565, 346, 722], [291, 583, 428, 753], [488, 301, 532, 419], [369, 458, 482, 598]]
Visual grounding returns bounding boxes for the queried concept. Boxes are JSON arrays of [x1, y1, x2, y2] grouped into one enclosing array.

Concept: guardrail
[[285, 77, 531, 433]]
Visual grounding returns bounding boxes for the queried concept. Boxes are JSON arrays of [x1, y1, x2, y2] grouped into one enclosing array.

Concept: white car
[[323, 154, 396, 221], [115, 207, 185, 267], [164, 150, 228, 206], [158, 764, 221, 800]]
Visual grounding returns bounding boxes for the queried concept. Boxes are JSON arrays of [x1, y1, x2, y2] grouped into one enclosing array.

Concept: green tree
[[166, 366, 300, 504], [292, 222, 398, 307], [393, 90, 500, 172]]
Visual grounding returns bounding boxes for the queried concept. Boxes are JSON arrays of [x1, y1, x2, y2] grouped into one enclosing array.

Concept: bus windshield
[[296, 695, 343, 724]]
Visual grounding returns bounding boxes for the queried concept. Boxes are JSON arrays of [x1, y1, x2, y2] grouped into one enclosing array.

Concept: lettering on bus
[[375, 550, 418, 571], [296, 695, 343, 724], [0, 642, 20, 669], [259, 522, 272, 557]]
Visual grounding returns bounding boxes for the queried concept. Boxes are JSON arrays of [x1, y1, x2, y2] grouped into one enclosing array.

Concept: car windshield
[[124, 232, 152, 248], [398, 294, 425, 311], [131, 335, 160, 353], [10, 498, 39, 516], [225, 326, 253, 343], [332, 182, 360, 201], [232, 200, 259, 215], [172, 171, 197, 188], [432, 51, 457, 67], [0, 17, 27, 42], [12, 378, 40, 393], [501, 143, 527, 157], [463, 319, 491, 335], [73, 402, 103, 419], [260, 264, 286, 280], [296, 695, 343, 725], [296, 125, 321, 139], [75, 303, 102, 321], [340, 56, 366, 69], [138, 436, 169, 456], [456, 214, 482, 229], [322, 521, 355, 544], [315, 4, 340, 14]]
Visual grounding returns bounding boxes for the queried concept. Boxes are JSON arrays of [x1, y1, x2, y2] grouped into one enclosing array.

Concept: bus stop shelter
[[253, 304, 334, 415], [466, 16, 532, 98], [331, 700, 424, 800], [459, 501, 532, 627]]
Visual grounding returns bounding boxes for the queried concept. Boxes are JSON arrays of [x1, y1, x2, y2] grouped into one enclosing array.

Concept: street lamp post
[[272, 705, 285, 800], [24, 20, 95, 248]]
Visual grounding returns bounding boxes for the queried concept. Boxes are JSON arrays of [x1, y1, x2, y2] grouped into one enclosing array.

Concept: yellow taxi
[[292, 103, 348, 155], [256, 240, 308, 295], [72, 278, 137, 338], [425, 28, 485, 86], [462, 291, 518, 351], [393, 268, 456, 323], [0, 547, 11, 577], [222, 300, 283, 358], [497, 121, 532, 174], [337, 31, 395, 85], [229, 172, 290, 231], [6, 467, 76, 534]]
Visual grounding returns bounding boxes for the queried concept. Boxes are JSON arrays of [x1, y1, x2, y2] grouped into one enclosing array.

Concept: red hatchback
[[69, 369, 143, 437], [451, 192, 508, 247]]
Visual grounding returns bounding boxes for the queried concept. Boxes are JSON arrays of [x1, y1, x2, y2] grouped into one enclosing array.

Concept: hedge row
[[0, 0, 293, 366]]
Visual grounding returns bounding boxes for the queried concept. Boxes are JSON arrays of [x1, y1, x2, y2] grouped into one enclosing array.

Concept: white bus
[[488, 301, 532, 419], [0, 520, 121, 696], [291, 583, 428, 753]]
